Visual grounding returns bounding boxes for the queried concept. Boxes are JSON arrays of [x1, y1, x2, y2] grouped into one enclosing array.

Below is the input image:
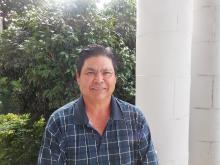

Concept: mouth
[[90, 87, 106, 91]]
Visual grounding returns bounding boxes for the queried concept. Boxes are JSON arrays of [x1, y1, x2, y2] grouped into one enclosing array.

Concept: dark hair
[[76, 44, 117, 75]]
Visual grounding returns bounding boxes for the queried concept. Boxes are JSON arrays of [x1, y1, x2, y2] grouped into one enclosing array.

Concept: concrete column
[[136, 0, 193, 165], [189, 0, 220, 164], [0, 17, 2, 32]]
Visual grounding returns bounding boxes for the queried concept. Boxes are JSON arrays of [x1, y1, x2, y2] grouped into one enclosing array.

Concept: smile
[[90, 87, 106, 91]]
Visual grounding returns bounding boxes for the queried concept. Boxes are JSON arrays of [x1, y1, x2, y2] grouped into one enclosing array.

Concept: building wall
[[137, 0, 220, 164], [189, 0, 220, 164], [136, 0, 193, 164]]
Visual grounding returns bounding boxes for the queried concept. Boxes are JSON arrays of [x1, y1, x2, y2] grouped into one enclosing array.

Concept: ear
[[76, 72, 80, 85]]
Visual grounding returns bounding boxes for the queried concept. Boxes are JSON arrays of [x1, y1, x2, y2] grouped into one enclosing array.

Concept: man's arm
[[38, 115, 66, 165], [138, 114, 159, 165]]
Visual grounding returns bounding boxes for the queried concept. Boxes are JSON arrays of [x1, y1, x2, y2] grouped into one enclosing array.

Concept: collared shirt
[[38, 96, 159, 165]]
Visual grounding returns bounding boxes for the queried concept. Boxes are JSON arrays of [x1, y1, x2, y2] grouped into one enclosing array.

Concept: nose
[[94, 72, 104, 83]]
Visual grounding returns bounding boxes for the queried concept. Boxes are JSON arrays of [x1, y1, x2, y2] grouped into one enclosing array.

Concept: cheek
[[109, 78, 117, 88], [81, 80, 91, 87], [79, 83, 90, 94], [83, 79, 95, 90], [78, 77, 90, 88], [113, 76, 117, 84]]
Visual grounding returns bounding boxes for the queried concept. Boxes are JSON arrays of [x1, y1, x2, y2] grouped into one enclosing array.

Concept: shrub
[[0, 0, 136, 119], [0, 113, 45, 164]]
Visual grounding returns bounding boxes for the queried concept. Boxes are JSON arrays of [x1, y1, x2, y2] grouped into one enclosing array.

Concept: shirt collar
[[73, 96, 123, 125]]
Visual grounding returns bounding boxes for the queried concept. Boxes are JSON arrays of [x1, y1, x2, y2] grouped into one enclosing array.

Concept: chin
[[93, 95, 107, 100], [92, 94, 111, 101]]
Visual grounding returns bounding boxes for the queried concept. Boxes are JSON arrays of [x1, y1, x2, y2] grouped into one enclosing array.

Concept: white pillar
[[136, 0, 193, 165], [189, 0, 220, 164]]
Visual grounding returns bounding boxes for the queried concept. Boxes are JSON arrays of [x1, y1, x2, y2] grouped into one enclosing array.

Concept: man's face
[[76, 55, 116, 102]]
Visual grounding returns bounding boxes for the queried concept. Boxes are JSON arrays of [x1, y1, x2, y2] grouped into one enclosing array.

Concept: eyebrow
[[85, 67, 96, 71], [85, 67, 114, 72]]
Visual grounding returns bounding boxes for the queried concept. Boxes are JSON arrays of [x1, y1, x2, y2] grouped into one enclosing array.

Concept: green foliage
[[0, 0, 136, 117], [0, 113, 45, 164], [0, 0, 136, 163], [0, 7, 81, 117], [0, 0, 43, 29], [103, 0, 136, 50], [0, 77, 21, 114]]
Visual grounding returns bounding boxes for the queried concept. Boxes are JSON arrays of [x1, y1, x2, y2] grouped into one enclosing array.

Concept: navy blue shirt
[[38, 96, 159, 165]]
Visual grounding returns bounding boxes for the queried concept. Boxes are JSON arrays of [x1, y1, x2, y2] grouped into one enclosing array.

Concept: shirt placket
[[87, 120, 112, 165], [84, 123, 99, 165], [97, 120, 113, 165]]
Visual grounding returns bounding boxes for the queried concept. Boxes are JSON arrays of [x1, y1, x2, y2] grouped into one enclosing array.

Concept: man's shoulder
[[50, 98, 79, 120], [114, 97, 145, 120], [45, 98, 81, 130]]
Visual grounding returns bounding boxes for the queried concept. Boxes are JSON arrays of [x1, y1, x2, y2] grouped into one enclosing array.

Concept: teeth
[[91, 87, 104, 90]]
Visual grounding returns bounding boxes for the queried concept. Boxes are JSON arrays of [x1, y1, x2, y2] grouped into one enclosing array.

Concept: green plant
[[0, 0, 136, 118], [0, 113, 45, 164]]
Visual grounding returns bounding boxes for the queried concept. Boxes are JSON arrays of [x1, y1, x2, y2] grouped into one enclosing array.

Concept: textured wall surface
[[136, 0, 193, 164], [190, 0, 220, 164], [137, 0, 220, 164]]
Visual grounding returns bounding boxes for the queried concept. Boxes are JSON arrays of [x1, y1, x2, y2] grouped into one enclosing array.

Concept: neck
[[83, 96, 111, 116], [83, 96, 111, 135]]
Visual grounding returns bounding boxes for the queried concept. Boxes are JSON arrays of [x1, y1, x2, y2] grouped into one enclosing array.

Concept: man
[[38, 44, 159, 165]]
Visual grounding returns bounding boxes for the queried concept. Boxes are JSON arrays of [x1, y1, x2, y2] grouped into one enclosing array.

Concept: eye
[[103, 71, 113, 77], [86, 71, 95, 76], [103, 71, 111, 75]]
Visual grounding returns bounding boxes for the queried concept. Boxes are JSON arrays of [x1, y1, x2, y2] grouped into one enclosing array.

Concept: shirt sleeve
[[37, 115, 66, 165], [138, 114, 159, 165]]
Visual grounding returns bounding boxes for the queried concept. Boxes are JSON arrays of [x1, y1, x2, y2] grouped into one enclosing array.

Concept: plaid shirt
[[38, 96, 159, 165]]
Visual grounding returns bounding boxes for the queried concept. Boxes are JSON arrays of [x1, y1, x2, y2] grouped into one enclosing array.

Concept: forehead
[[82, 55, 114, 70]]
